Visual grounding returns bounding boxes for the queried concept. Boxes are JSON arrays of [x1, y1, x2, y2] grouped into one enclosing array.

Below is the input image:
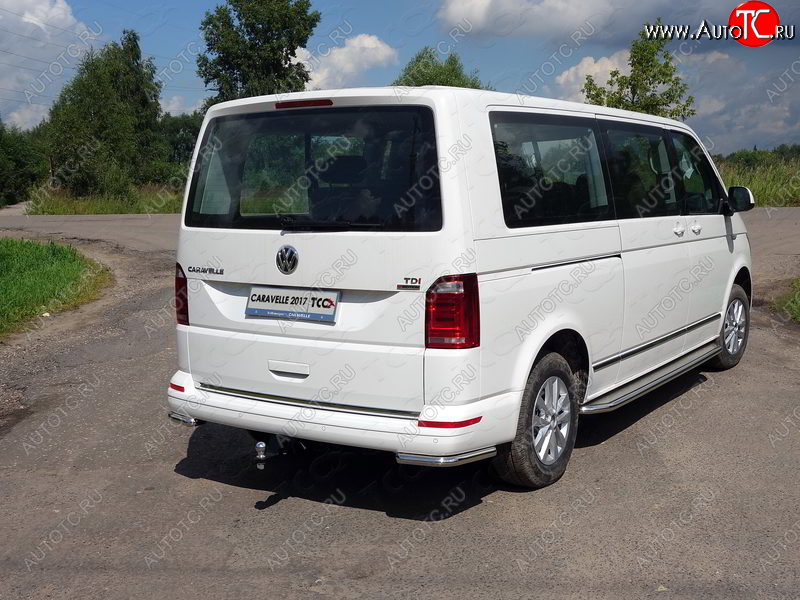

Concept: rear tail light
[[169, 383, 185, 392], [425, 274, 480, 349], [175, 263, 189, 325]]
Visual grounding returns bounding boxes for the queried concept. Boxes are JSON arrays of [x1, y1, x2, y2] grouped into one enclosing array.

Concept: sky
[[0, 0, 799, 153]]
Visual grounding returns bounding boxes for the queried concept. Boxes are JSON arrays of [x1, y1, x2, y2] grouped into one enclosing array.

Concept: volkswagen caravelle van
[[167, 87, 754, 488]]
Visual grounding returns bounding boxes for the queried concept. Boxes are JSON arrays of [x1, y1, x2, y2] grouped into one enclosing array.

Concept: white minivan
[[167, 87, 754, 488]]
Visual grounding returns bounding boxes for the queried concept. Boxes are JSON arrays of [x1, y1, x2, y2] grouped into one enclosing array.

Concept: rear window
[[185, 106, 442, 231]]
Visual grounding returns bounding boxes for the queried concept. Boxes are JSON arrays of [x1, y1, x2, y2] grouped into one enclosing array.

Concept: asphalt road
[[0, 210, 798, 600]]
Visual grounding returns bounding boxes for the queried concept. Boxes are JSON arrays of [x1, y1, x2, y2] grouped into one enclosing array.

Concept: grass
[[0, 239, 113, 337], [25, 186, 183, 215], [773, 278, 800, 324], [717, 158, 800, 207]]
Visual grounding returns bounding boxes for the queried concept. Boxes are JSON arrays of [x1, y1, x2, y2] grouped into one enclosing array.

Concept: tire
[[707, 284, 750, 370], [492, 352, 580, 489]]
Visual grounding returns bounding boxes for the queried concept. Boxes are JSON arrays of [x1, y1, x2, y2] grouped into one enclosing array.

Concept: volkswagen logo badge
[[276, 245, 298, 275]]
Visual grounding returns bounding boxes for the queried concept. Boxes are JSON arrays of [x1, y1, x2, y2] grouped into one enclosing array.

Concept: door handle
[[268, 359, 310, 380], [690, 223, 702, 234], [673, 224, 685, 237]]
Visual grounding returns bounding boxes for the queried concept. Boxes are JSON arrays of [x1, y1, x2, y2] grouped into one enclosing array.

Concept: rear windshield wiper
[[279, 216, 377, 231]]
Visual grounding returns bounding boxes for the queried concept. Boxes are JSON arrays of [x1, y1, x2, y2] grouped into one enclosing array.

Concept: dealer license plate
[[245, 286, 339, 323]]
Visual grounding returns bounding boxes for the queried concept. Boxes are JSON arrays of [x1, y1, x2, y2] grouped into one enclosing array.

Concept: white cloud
[[693, 96, 725, 117], [436, 0, 728, 42], [0, 0, 97, 128], [296, 34, 398, 90], [161, 95, 203, 116], [539, 45, 799, 153], [12, 0, 79, 32], [438, 0, 612, 38], [4, 102, 48, 128], [554, 49, 629, 102]]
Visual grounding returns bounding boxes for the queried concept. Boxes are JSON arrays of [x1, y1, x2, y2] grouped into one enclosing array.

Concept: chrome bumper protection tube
[[168, 412, 201, 426], [395, 447, 497, 467]]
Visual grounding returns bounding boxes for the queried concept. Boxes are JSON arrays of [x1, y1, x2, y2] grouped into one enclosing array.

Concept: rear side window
[[186, 106, 441, 231], [671, 131, 720, 214], [490, 112, 611, 228], [601, 124, 679, 219]]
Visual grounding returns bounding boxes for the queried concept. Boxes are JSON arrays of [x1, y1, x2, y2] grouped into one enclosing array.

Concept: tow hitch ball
[[255, 441, 267, 470]]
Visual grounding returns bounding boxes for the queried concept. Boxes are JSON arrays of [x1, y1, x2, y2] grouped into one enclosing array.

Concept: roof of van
[[206, 86, 691, 131]]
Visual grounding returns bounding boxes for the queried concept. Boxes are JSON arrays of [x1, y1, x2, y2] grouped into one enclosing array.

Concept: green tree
[[0, 121, 47, 207], [582, 18, 695, 120], [46, 30, 167, 196], [160, 111, 204, 164], [392, 47, 491, 89], [197, 0, 321, 107]]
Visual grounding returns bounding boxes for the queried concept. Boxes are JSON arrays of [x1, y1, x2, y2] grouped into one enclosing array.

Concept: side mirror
[[726, 186, 755, 213]]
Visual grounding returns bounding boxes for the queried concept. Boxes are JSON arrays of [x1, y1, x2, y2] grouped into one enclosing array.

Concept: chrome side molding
[[396, 447, 497, 467], [593, 313, 721, 371]]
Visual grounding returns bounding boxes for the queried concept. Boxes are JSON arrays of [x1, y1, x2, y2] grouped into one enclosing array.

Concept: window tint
[[186, 107, 441, 231], [490, 112, 610, 228], [602, 125, 678, 219], [671, 132, 720, 214]]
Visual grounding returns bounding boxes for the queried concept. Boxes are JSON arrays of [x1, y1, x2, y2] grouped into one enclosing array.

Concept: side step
[[580, 341, 721, 414]]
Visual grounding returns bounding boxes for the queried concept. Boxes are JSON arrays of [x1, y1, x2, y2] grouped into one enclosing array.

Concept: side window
[[489, 112, 610, 228], [603, 125, 678, 219], [671, 132, 720, 214]]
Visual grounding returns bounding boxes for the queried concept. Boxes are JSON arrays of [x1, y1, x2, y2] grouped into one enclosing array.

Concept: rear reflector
[[425, 274, 480, 349], [175, 263, 189, 325], [169, 383, 185, 393], [417, 417, 482, 428], [275, 99, 333, 109]]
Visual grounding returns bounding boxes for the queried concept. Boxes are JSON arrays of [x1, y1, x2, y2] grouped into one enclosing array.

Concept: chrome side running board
[[580, 341, 721, 414], [168, 412, 201, 426], [396, 447, 497, 467]]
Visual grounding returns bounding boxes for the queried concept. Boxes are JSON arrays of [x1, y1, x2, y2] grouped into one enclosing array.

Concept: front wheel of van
[[707, 283, 750, 370], [492, 352, 579, 489]]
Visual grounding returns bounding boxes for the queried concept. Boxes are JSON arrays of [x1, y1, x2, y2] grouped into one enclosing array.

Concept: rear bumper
[[167, 370, 519, 464]]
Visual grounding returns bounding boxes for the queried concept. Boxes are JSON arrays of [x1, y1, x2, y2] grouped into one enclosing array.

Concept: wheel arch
[[517, 325, 591, 405], [733, 266, 752, 305]]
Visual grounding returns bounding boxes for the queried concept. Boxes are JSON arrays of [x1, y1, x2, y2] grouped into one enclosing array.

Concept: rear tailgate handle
[[268, 360, 310, 379]]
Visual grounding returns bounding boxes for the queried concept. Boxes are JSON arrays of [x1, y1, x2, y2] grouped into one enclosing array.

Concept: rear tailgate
[[181, 232, 434, 414]]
